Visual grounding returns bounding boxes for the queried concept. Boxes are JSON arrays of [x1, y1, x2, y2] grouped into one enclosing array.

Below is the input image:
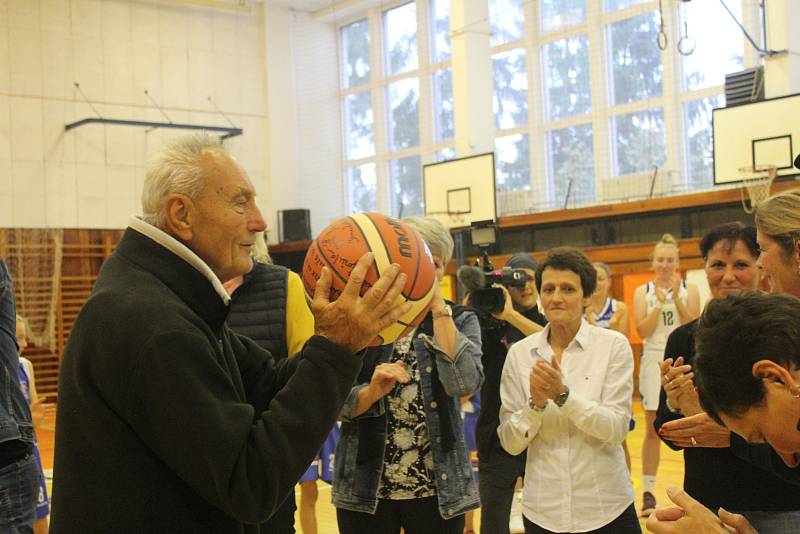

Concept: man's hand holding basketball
[[312, 252, 412, 353]]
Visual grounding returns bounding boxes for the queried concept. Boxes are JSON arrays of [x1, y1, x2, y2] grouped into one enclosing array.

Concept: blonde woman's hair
[[15, 314, 30, 341], [402, 216, 454, 266], [652, 233, 679, 257], [755, 189, 800, 255], [251, 231, 272, 264]]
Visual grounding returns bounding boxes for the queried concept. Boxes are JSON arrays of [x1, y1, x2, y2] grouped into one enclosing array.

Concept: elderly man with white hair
[[50, 133, 411, 533]]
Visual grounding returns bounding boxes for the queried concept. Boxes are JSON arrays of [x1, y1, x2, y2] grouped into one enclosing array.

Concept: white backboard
[[423, 153, 496, 230], [713, 93, 800, 184]]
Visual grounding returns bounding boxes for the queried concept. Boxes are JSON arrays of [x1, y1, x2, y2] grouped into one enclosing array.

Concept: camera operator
[[472, 253, 547, 534]]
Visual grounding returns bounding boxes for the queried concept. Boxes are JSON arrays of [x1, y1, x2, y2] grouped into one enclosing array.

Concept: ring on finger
[[690, 436, 698, 446]]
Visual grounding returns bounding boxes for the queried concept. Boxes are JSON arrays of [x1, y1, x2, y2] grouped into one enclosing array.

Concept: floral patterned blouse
[[377, 333, 436, 499]]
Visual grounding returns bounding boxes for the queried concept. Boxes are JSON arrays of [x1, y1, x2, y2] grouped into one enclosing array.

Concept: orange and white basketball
[[302, 212, 437, 346]]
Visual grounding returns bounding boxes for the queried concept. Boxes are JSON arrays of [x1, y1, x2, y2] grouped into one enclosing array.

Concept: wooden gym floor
[[38, 400, 682, 533]]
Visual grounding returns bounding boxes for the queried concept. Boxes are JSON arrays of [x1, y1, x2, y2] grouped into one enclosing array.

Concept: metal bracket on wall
[[64, 118, 242, 141], [719, 0, 787, 58]]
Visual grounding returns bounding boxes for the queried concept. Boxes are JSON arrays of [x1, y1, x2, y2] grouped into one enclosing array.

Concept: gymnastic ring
[[678, 36, 696, 56], [657, 31, 668, 51]]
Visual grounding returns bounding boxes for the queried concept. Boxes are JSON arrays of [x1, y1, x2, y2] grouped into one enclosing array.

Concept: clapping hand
[[655, 287, 668, 304], [529, 357, 565, 409], [660, 357, 700, 415], [670, 273, 683, 296]]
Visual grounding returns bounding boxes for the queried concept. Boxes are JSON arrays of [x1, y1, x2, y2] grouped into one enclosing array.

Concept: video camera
[[457, 264, 528, 315], [457, 219, 529, 319]]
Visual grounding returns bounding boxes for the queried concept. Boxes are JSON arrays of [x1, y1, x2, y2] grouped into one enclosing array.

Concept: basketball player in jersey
[[633, 234, 699, 517], [587, 262, 629, 335]]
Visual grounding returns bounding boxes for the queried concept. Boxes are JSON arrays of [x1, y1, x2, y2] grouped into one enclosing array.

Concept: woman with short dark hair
[[499, 247, 639, 534], [695, 292, 800, 436]]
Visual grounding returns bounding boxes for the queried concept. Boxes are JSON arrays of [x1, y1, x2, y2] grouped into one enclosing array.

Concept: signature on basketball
[[320, 233, 358, 252], [328, 251, 357, 270]]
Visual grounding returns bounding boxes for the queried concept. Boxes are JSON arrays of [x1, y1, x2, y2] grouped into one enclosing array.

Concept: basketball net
[[739, 164, 777, 214]]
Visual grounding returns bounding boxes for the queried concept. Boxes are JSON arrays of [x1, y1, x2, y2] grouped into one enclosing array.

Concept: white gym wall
[[0, 0, 272, 229]]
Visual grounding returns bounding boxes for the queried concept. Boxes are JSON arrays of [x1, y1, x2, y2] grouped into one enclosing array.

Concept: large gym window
[[488, 0, 753, 212], [339, 0, 754, 216], [339, 0, 454, 218], [492, 49, 529, 131]]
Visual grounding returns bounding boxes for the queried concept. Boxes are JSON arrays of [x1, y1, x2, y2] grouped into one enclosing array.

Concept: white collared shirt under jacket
[[498, 321, 635, 533]]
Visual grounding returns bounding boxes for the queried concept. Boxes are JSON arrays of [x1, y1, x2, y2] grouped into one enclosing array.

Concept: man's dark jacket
[[50, 227, 362, 533], [475, 307, 547, 462]]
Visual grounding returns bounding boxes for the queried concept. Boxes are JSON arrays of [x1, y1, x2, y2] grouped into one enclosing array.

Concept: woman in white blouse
[[498, 247, 639, 534]]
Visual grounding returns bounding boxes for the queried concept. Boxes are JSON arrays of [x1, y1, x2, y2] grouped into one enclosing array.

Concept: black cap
[[505, 252, 537, 271]]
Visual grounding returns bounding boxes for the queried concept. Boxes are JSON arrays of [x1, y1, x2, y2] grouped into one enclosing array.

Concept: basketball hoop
[[739, 164, 777, 214]]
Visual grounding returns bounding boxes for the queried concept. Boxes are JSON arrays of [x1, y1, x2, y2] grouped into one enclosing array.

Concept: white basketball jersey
[[591, 297, 616, 330], [642, 280, 688, 356]]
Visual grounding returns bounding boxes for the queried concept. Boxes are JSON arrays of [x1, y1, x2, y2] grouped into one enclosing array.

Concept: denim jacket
[[0, 259, 34, 448], [332, 305, 484, 519]]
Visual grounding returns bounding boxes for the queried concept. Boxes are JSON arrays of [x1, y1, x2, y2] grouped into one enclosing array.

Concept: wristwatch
[[432, 304, 453, 319], [554, 385, 570, 407], [528, 397, 547, 412]]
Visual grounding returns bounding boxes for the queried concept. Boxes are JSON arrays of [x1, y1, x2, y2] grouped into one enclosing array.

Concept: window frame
[[491, 0, 757, 211], [338, 0, 455, 217]]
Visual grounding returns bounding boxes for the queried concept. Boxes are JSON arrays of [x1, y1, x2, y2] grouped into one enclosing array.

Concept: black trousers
[[259, 490, 297, 534], [523, 504, 642, 534], [337, 496, 465, 534], [478, 448, 526, 534]]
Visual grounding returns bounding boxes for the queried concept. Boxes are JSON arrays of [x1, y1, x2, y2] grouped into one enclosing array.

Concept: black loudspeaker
[[278, 209, 312, 242]]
